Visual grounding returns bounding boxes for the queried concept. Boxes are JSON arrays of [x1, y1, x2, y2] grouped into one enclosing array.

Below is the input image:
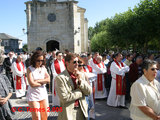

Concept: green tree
[[23, 44, 28, 52], [90, 0, 160, 53]]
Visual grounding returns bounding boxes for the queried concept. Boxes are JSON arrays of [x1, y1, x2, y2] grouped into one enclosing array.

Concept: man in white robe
[[107, 53, 129, 108], [51, 52, 66, 106], [11, 55, 27, 98], [90, 56, 107, 99]]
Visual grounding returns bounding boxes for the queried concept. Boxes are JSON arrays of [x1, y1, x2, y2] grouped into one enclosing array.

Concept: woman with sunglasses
[[78, 58, 97, 120], [130, 59, 160, 120], [26, 51, 50, 120], [77, 58, 89, 83]]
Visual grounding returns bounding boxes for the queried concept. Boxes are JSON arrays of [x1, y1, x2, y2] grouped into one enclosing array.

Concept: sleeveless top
[[26, 66, 48, 101]]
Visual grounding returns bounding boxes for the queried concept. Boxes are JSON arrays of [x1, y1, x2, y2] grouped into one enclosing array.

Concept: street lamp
[[22, 28, 29, 34]]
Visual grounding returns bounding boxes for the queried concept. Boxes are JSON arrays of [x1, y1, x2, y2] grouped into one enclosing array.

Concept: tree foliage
[[89, 0, 160, 53], [23, 44, 28, 52]]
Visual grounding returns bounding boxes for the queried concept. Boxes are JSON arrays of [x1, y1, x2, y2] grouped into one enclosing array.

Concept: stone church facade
[[25, 0, 89, 53]]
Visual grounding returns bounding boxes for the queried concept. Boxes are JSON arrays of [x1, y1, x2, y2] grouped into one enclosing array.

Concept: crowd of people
[[0, 47, 160, 120]]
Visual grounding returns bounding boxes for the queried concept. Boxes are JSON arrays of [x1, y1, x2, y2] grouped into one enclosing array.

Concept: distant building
[[0, 39, 4, 52], [0, 33, 23, 53]]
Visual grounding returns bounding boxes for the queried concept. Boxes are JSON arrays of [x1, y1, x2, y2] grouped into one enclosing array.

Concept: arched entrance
[[46, 40, 59, 52]]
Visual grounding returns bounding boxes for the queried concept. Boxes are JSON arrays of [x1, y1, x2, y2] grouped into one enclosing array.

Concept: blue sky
[[0, 0, 141, 44]]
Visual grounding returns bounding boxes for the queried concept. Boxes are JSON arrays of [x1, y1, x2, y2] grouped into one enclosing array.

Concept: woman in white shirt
[[130, 59, 160, 120], [27, 51, 50, 120]]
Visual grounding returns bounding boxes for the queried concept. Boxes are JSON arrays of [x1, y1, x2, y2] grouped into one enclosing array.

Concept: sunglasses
[[73, 61, 80, 64], [78, 64, 85, 67], [36, 60, 44, 62], [151, 68, 158, 71]]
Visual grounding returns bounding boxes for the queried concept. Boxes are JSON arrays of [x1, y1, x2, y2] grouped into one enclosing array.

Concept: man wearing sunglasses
[[55, 53, 92, 120]]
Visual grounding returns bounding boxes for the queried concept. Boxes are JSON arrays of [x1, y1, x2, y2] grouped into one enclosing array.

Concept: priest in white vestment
[[51, 52, 66, 106], [11, 55, 27, 98], [90, 56, 107, 99], [107, 53, 129, 108]]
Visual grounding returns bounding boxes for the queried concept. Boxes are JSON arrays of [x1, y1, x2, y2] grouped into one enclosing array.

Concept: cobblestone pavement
[[10, 93, 132, 120], [95, 99, 132, 120], [12, 111, 58, 120]]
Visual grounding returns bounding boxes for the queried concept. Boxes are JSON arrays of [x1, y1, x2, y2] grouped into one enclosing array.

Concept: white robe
[[107, 61, 129, 107], [11, 61, 27, 98], [51, 59, 65, 106], [90, 62, 107, 99], [84, 66, 97, 119]]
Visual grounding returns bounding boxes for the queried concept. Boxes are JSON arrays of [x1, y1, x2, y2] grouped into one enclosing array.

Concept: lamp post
[[22, 28, 29, 35]]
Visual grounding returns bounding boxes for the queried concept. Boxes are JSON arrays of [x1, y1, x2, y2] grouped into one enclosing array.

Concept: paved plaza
[[10, 92, 132, 120]]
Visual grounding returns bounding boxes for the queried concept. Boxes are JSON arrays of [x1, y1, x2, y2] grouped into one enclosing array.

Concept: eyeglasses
[[36, 60, 44, 62], [73, 61, 80, 64], [78, 64, 85, 67], [151, 68, 158, 71]]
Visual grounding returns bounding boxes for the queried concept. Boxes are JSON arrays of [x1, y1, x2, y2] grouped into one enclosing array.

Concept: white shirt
[[104, 59, 109, 65], [10, 58, 13, 64], [130, 75, 160, 120], [26, 66, 48, 101]]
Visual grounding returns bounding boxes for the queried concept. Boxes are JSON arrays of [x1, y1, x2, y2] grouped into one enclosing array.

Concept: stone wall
[[25, 0, 88, 53]]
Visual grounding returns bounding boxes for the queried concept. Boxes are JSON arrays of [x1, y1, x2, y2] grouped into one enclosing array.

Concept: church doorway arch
[[46, 40, 59, 52]]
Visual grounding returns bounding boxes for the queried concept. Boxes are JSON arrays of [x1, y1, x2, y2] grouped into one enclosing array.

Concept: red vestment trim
[[114, 60, 126, 95], [93, 58, 98, 64], [87, 65, 92, 72], [53, 59, 65, 96], [83, 65, 92, 73], [16, 60, 26, 90], [97, 62, 105, 91], [97, 74, 103, 91], [54, 59, 61, 74]]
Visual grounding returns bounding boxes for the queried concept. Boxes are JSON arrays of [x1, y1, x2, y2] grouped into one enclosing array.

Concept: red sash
[[93, 58, 98, 64], [97, 62, 104, 68], [97, 62, 105, 91], [16, 60, 26, 90], [54, 59, 65, 96], [114, 60, 126, 95], [83, 65, 92, 73], [97, 74, 103, 91]]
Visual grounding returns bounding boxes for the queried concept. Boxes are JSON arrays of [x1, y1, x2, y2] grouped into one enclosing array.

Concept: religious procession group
[[1, 47, 160, 120]]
